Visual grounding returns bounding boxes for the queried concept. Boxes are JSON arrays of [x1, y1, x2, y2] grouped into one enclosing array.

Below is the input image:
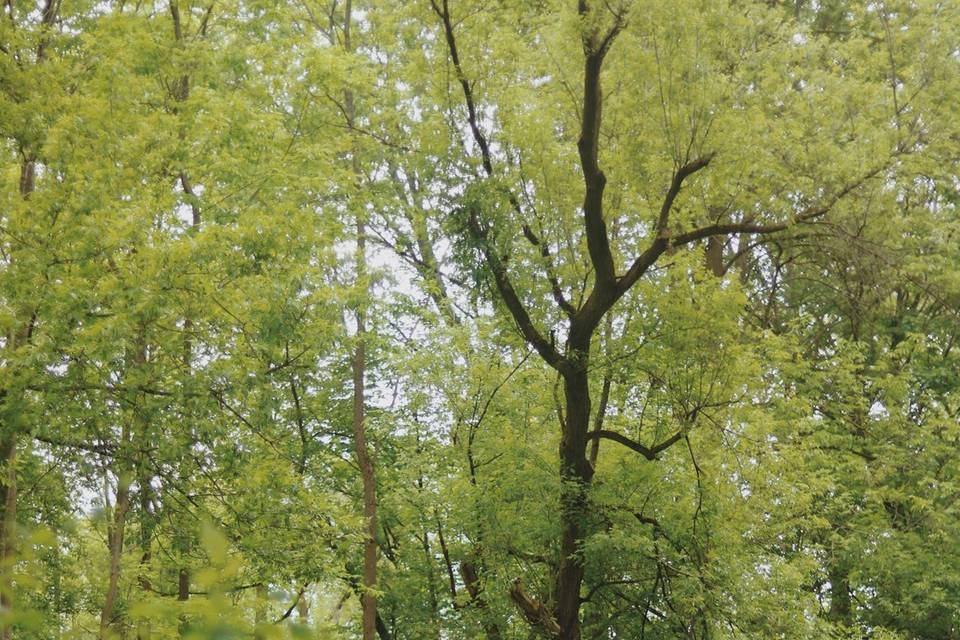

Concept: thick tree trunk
[[554, 362, 595, 640]]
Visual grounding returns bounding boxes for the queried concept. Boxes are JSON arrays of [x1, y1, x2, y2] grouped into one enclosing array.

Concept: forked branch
[[585, 429, 684, 461], [431, 0, 567, 370]]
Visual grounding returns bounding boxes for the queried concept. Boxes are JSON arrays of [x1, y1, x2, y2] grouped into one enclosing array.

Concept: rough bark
[[554, 361, 595, 640]]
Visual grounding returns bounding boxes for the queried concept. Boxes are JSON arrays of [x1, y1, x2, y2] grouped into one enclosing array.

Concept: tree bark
[[136, 473, 153, 640], [352, 213, 378, 639], [297, 590, 309, 622], [100, 470, 131, 638], [554, 359, 595, 640], [343, 3, 378, 638]]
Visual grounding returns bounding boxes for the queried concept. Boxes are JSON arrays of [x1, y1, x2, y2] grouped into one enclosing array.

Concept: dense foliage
[[1, 1, 958, 639]]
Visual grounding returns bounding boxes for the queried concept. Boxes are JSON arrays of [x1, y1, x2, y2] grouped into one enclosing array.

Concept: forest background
[[1, 1, 959, 639]]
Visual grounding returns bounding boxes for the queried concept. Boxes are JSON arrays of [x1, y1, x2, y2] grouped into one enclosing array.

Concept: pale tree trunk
[[343, 2, 378, 638], [297, 591, 309, 622], [255, 583, 268, 626], [100, 464, 132, 638]]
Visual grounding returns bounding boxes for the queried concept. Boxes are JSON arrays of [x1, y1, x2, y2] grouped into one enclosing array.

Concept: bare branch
[[585, 429, 684, 461], [431, 0, 567, 370], [671, 164, 886, 247], [523, 224, 575, 317], [618, 154, 715, 294]]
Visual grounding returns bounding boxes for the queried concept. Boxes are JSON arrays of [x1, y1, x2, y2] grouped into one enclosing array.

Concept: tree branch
[[509, 579, 561, 636], [585, 429, 684, 461], [618, 154, 715, 294], [576, 4, 625, 292], [468, 208, 567, 371], [430, 0, 492, 175], [671, 164, 885, 247], [523, 224, 575, 317], [431, 0, 566, 370]]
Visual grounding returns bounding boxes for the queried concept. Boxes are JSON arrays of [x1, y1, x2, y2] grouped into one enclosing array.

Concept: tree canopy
[[1, 1, 959, 639]]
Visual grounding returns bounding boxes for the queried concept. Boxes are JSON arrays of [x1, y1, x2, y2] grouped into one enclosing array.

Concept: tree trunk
[[554, 361, 595, 640], [352, 220, 378, 640], [0, 155, 39, 640], [0, 435, 16, 640], [136, 474, 153, 640], [828, 561, 852, 626], [705, 237, 725, 277], [255, 583, 268, 626], [176, 531, 191, 636], [297, 590, 309, 622], [100, 472, 131, 638], [344, 2, 378, 638]]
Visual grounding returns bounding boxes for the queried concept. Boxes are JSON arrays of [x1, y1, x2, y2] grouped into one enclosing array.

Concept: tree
[[0, 1, 958, 639], [390, 0, 958, 636]]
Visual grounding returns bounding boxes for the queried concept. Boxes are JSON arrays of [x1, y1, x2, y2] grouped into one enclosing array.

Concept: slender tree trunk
[[827, 562, 852, 626], [255, 583, 268, 626], [176, 530, 191, 636], [100, 470, 132, 638], [1, 1, 58, 628], [705, 237, 725, 277], [297, 590, 309, 622], [343, 3, 378, 638], [352, 199, 378, 640], [0, 435, 16, 640], [136, 473, 153, 640]]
